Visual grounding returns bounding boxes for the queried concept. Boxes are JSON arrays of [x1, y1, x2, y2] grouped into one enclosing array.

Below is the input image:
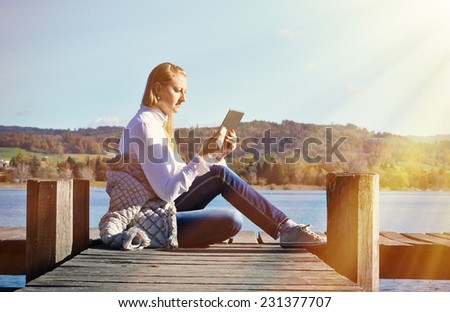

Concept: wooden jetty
[[16, 233, 363, 292], [0, 173, 449, 291], [2, 228, 450, 286]]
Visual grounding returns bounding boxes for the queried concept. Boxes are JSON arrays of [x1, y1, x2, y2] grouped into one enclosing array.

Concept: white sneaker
[[279, 224, 326, 248]]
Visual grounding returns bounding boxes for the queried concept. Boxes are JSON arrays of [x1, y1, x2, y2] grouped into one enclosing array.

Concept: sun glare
[[327, 0, 450, 136]]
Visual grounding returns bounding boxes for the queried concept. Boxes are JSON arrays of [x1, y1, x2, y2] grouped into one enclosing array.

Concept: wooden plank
[[261, 230, 441, 277], [378, 233, 414, 279], [26, 180, 56, 282], [20, 281, 363, 292], [72, 179, 90, 255], [26, 253, 349, 280], [59, 259, 328, 270], [55, 180, 73, 262], [26, 180, 74, 282], [0, 227, 26, 241], [0, 240, 26, 275], [18, 243, 363, 292], [380, 279, 450, 292], [403, 233, 450, 247], [72, 253, 320, 263], [62, 255, 325, 267], [75, 243, 321, 254], [25, 279, 358, 291], [0, 227, 101, 243], [77, 247, 322, 264], [24, 179, 93, 282], [401, 233, 450, 278], [89, 228, 100, 241], [27, 269, 357, 286], [379, 232, 413, 247], [381, 232, 434, 246], [21, 282, 360, 292], [257, 231, 278, 244], [32, 265, 341, 280], [228, 231, 258, 244], [56, 263, 327, 272], [427, 233, 450, 241], [381, 232, 449, 279], [22, 273, 356, 291], [326, 172, 379, 291], [0, 227, 99, 275], [4, 225, 448, 280]]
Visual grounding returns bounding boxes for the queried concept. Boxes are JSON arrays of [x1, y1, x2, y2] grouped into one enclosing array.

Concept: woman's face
[[157, 74, 187, 115]]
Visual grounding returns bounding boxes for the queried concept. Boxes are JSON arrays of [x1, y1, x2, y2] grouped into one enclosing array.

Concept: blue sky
[[1, 0, 450, 136]]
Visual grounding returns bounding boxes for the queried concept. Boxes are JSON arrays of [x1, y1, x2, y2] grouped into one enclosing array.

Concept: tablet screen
[[220, 109, 244, 130]]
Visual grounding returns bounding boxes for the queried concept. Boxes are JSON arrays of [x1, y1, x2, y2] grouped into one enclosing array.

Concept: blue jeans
[[174, 165, 288, 247]]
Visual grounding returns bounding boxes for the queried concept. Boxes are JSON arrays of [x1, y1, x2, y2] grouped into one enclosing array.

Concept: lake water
[[2, 187, 450, 232], [1, 187, 450, 289]]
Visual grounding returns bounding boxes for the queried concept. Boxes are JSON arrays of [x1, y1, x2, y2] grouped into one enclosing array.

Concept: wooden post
[[26, 179, 90, 282], [72, 179, 90, 254], [326, 172, 379, 291]]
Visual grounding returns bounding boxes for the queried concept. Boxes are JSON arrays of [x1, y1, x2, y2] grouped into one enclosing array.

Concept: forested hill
[[0, 125, 123, 137], [1, 123, 449, 144], [0, 125, 123, 154], [1, 122, 449, 190]]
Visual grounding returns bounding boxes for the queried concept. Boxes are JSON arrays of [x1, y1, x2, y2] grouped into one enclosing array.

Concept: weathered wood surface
[[26, 179, 90, 282], [71, 179, 90, 255], [0, 227, 26, 275], [18, 235, 363, 292], [380, 232, 450, 279], [26, 180, 71, 282], [0, 227, 99, 275], [380, 279, 450, 292], [2, 228, 450, 280], [326, 172, 379, 291], [228, 230, 258, 244], [259, 230, 450, 280]]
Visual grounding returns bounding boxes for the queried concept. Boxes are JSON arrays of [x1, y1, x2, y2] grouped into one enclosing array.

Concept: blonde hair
[[142, 62, 186, 150]]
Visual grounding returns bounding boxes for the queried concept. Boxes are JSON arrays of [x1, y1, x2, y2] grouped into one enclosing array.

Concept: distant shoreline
[[1, 181, 449, 191], [0, 181, 106, 189], [0, 182, 323, 190]]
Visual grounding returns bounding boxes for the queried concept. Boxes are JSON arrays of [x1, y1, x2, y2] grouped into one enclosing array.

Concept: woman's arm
[[141, 142, 210, 202], [127, 120, 210, 203]]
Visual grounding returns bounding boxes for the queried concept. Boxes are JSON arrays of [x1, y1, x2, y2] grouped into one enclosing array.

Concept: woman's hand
[[197, 127, 228, 157], [197, 127, 237, 160], [223, 129, 237, 155]]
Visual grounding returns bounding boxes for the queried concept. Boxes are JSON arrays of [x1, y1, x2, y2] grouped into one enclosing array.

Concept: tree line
[[4, 152, 106, 184], [1, 122, 449, 190], [0, 126, 122, 154]]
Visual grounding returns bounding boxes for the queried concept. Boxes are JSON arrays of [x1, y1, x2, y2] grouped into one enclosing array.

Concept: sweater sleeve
[[128, 121, 210, 203], [141, 145, 210, 203]]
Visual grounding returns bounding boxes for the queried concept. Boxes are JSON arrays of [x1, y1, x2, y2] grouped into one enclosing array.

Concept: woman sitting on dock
[[99, 62, 326, 250]]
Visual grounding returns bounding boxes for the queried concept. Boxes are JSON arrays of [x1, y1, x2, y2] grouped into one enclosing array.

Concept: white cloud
[[278, 27, 303, 39], [89, 117, 126, 128]]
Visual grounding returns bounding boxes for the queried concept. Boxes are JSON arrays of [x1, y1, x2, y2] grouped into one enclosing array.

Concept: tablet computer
[[219, 109, 244, 131], [213, 109, 244, 149]]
